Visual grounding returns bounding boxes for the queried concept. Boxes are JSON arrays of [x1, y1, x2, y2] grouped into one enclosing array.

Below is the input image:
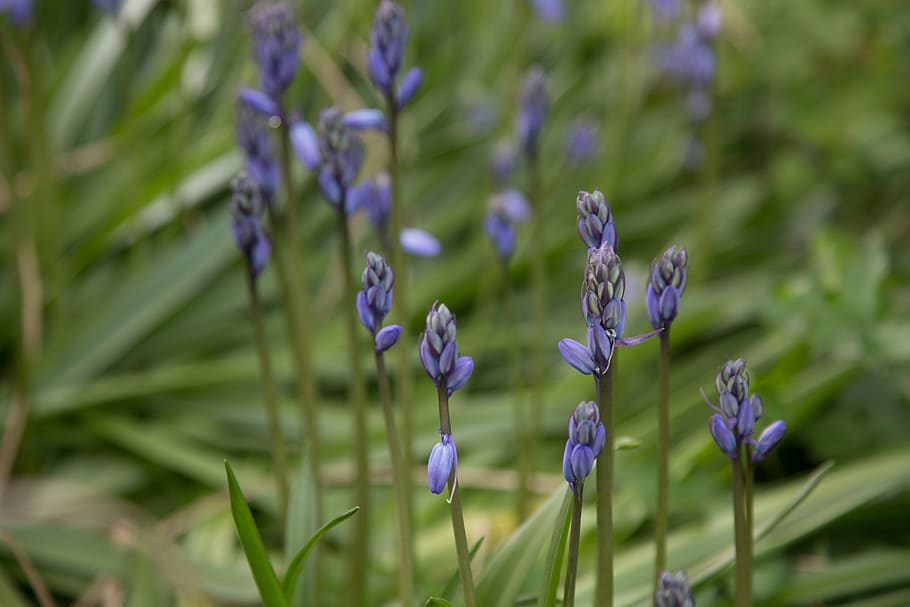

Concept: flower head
[[427, 432, 457, 501], [563, 401, 606, 489], [229, 173, 271, 279], [368, 1, 422, 110], [316, 107, 365, 212], [576, 190, 616, 250], [235, 96, 280, 205], [565, 118, 600, 167], [484, 189, 530, 261], [654, 570, 695, 607], [646, 245, 688, 330], [420, 302, 473, 394], [516, 66, 548, 156], [356, 252, 401, 353], [249, 2, 302, 100], [582, 244, 626, 334]]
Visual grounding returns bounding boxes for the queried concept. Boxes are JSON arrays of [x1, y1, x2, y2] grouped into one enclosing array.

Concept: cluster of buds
[[707, 359, 785, 462], [576, 190, 617, 250], [419, 303, 474, 395], [516, 66, 548, 157], [229, 173, 271, 279], [562, 401, 606, 490], [484, 189, 531, 261], [646, 246, 688, 331], [368, 0, 422, 110], [235, 94, 280, 205], [249, 2, 302, 101], [356, 252, 402, 354], [654, 570, 695, 607], [427, 431, 457, 501], [315, 107, 366, 212]]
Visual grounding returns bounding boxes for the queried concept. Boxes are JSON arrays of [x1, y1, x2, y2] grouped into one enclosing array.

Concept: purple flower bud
[[499, 188, 531, 222], [421, 303, 468, 388], [368, 0, 409, 95], [710, 414, 737, 459], [716, 359, 750, 401], [736, 396, 754, 439], [719, 391, 739, 419], [696, 2, 722, 40], [397, 67, 423, 110], [236, 95, 280, 205], [587, 324, 613, 372], [576, 190, 616, 250], [516, 66, 548, 156], [648, 0, 682, 22], [249, 2, 302, 100], [289, 119, 320, 170], [646, 245, 688, 330], [351, 173, 392, 231], [343, 109, 387, 131], [484, 211, 516, 260], [357, 251, 395, 336], [752, 421, 785, 462], [654, 570, 695, 607], [558, 338, 595, 375], [751, 394, 763, 421], [316, 107, 364, 212], [427, 433, 456, 496], [569, 445, 595, 482], [229, 173, 271, 278], [565, 118, 600, 167], [530, 0, 564, 23], [374, 325, 402, 353], [581, 244, 626, 333], [447, 356, 474, 395], [563, 401, 605, 487], [0, 0, 31, 25], [401, 228, 441, 257], [237, 87, 279, 118]]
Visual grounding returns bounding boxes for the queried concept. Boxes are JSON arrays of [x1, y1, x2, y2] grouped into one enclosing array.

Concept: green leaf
[[285, 452, 319, 607], [425, 598, 455, 607], [281, 506, 360, 601], [536, 488, 573, 607], [224, 461, 287, 607], [614, 436, 641, 451]]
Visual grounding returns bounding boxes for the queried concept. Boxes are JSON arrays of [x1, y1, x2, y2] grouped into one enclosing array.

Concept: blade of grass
[[537, 487, 573, 607], [281, 506, 360, 600]]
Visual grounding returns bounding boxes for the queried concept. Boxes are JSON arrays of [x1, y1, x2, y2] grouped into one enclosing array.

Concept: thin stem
[[563, 483, 585, 607], [595, 362, 615, 607], [527, 147, 546, 522], [385, 97, 416, 574], [731, 447, 749, 607], [654, 330, 671, 588], [245, 268, 289, 523], [745, 449, 755, 603], [374, 352, 414, 607], [338, 207, 370, 607], [436, 382, 477, 607], [502, 259, 530, 519]]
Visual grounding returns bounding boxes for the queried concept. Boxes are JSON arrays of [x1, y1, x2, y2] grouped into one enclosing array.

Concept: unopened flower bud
[[250, 2, 302, 100], [576, 190, 616, 250], [427, 433, 456, 497], [752, 420, 785, 462], [654, 570, 695, 607], [710, 414, 737, 459]]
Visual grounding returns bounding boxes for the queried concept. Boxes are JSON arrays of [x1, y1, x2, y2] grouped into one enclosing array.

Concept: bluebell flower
[[516, 66, 548, 157], [400, 228, 441, 257], [484, 189, 530, 260], [752, 421, 786, 463], [576, 190, 616, 250], [646, 245, 688, 331], [229, 173, 271, 279], [427, 432, 457, 501], [420, 302, 473, 395], [368, 0, 422, 110], [356, 251, 402, 353], [235, 94, 280, 205], [565, 118, 600, 167], [0, 0, 31, 25], [563, 401, 606, 490], [530, 0, 564, 23], [654, 570, 695, 607], [315, 107, 365, 212], [249, 2, 302, 101]]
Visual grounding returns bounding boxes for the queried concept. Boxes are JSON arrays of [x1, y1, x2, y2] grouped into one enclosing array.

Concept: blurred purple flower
[[0, 0, 31, 25], [400, 228, 441, 257], [315, 107, 365, 213], [530, 0, 564, 23], [484, 189, 530, 260], [368, 0, 422, 111], [235, 94, 280, 205], [565, 118, 600, 167], [516, 66, 548, 157], [249, 2, 302, 101], [229, 173, 271, 279]]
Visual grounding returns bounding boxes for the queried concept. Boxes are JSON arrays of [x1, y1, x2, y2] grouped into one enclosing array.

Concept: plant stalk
[[375, 351, 414, 607], [563, 483, 585, 607], [731, 446, 750, 607], [338, 206, 370, 607], [654, 329, 671, 588], [436, 382, 477, 607], [502, 259, 530, 519], [245, 267, 290, 523], [745, 448, 755, 602], [595, 361, 615, 607]]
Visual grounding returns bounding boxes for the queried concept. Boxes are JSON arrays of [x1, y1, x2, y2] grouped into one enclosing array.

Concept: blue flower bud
[[400, 228, 441, 257], [484, 211, 516, 260], [696, 2, 722, 40], [710, 414, 737, 459], [351, 173, 392, 231], [750, 394, 763, 421], [719, 391, 739, 419], [564, 401, 605, 488], [289, 119, 321, 170], [427, 433, 456, 497], [368, 0, 409, 96], [587, 324, 613, 372], [565, 118, 600, 167], [343, 109, 387, 131], [374, 325, 402, 353], [316, 107, 364, 212], [397, 67, 423, 110], [558, 338, 595, 375], [235, 95, 280, 204], [249, 2, 302, 100], [752, 420, 785, 463], [581, 244, 626, 334], [736, 396, 754, 439], [654, 570, 695, 607], [516, 66, 548, 156], [646, 245, 688, 330], [229, 173, 271, 278], [570, 444, 595, 482], [420, 303, 469, 390], [576, 190, 616, 250], [238, 87, 279, 118], [447, 357, 474, 396]]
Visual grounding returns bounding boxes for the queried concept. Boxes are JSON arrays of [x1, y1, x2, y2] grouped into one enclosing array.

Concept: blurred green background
[[2, 0, 910, 605]]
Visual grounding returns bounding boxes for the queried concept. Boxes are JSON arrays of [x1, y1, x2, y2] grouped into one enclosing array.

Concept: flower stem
[[502, 259, 530, 520], [595, 361, 615, 607], [436, 382, 477, 607], [338, 206, 370, 607], [745, 448, 755, 602], [527, 147, 546, 521], [563, 482, 585, 607], [731, 447, 750, 607], [374, 351, 414, 607], [245, 267, 289, 523], [385, 97, 416, 569], [654, 329, 671, 588]]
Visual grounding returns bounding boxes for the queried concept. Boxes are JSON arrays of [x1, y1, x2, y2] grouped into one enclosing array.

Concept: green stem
[[595, 363, 615, 607], [436, 382, 477, 607], [245, 268, 289, 523], [731, 447, 749, 607], [374, 351, 414, 607], [502, 260, 530, 519], [563, 483, 584, 607], [385, 97, 416, 572], [745, 449, 755, 602], [338, 206, 370, 607], [528, 147, 546, 520], [654, 330, 670, 588]]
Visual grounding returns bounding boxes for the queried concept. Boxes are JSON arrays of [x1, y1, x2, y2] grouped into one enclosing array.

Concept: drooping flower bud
[[516, 66, 548, 156], [752, 421, 785, 463], [427, 432, 457, 499], [229, 173, 271, 279], [249, 2, 302, 100], [420, 302, 473, 394], [646, 245, 688, 330], [563, 401, 606, 489], [654, 570, 695, 607], [581, 244, 626, 336], [316, 107, 364, 212], [236, 95, 280, 205], [576, 190, 616, 250], [710, 414, 737, 459]]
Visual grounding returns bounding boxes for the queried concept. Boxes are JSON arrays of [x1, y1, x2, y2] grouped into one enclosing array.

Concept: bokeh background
[[2, 0, 910, 605]]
